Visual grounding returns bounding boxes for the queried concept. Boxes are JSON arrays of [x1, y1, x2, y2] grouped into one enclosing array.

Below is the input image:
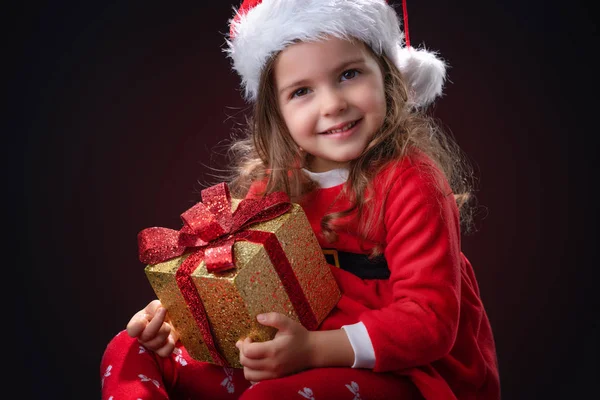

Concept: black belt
[[323, 249, 390, 280]]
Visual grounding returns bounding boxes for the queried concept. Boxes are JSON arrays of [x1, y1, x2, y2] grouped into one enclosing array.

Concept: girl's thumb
[[256, 312, 292, 331]]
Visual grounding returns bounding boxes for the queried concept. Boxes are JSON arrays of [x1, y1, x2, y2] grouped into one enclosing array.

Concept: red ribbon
[[137, 182, 317, 366], [402, 0, 410, 48]]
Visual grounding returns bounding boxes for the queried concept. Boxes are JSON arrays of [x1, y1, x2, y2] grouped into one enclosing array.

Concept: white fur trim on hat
[[225, 0, 446, 108]]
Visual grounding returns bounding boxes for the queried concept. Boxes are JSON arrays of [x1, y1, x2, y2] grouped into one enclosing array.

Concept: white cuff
[[341, 322, 376, 369]]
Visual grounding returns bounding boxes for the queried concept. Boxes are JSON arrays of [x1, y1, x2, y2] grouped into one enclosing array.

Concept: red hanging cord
[[402, 0, 410, 47]]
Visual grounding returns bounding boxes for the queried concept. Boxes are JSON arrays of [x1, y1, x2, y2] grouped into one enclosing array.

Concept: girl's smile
[[274, 36, 387, 173], [320, 118, 362, 137]]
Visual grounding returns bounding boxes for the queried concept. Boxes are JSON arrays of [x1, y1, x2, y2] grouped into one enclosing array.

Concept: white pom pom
[[394, 46, 447, 108]]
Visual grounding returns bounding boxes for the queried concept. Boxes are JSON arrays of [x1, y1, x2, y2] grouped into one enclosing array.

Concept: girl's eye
[[291, 88, 309, 98], [341, 69, 360, 81]]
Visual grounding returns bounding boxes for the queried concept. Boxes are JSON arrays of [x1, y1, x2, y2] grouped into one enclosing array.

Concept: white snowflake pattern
[[220, 367, 235, 394], [101, 365, 112, 388], [345, 381, 362, 400], [298, 387, 315, 399], [173, 348, 188, 366], [138, 345, 146, 354], [139, 374, 160, 388]]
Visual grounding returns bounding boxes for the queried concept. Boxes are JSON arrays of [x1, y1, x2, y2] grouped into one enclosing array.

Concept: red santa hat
[[225, 0, 447, 108]]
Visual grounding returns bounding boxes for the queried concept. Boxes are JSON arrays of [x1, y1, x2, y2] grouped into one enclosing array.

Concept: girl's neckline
[[302, 168, 349, 188]]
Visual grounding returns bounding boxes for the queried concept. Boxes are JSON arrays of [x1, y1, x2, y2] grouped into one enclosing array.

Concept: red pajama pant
[[100, 330, 421, 399]]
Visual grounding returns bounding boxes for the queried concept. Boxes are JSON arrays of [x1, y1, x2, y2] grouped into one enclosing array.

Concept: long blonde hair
[[224, 39, 476, 253]]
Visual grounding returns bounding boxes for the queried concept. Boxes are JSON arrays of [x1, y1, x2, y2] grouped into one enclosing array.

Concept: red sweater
[[251, 155, 500, 399]]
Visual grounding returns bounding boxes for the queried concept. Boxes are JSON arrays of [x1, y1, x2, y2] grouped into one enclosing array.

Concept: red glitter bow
[[138, 182, 291, 272]]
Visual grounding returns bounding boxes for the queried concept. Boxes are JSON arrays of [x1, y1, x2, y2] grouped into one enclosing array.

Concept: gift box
[[138, 182, 341, 368]]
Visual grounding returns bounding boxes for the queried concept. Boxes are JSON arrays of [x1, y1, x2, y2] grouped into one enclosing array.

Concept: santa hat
[[225, 0, 447, 108]]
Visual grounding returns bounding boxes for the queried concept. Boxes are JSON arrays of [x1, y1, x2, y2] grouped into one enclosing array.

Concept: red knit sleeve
[[360, 162, 462, 372]]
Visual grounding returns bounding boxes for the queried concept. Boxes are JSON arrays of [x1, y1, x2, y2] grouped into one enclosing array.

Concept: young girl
[[101, 0, 500, 398]]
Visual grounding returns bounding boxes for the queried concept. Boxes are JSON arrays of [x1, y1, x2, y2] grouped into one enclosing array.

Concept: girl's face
[[274, 37, 386, 172]]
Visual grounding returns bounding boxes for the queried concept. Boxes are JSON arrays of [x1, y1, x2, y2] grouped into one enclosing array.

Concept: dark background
[[13, 1, 595, 398]]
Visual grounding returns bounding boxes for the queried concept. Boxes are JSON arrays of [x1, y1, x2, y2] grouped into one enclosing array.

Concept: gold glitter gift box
[[138, 183, 341, 368]]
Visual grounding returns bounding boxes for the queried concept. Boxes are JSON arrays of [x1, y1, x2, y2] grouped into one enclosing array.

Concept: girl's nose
[[320, 88, 347, 116]]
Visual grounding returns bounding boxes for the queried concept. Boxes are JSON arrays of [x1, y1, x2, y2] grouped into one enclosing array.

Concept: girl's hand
[[236, 312, 314, 382], [126, 299, 180, 357]]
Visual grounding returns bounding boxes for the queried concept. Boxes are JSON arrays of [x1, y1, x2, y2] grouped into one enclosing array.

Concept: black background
[[13, 1, 595, 398]]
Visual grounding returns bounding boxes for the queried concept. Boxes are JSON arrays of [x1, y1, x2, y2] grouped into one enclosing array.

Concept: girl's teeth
[[327, 121, 356, 134]]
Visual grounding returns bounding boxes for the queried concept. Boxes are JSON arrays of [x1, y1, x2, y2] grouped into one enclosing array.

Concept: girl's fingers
[[239, 351, 270, 370], [139, 307, 168, 342], [126, 300, 163, 338], [145, 299, 162, 314], [142, 334, 176, 357], [126, 309, 150, 338], [139, 323, 171, 349], [240, 338, 272, 360], [154, 334, 178, 358], [236, 337, 284, 381]]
